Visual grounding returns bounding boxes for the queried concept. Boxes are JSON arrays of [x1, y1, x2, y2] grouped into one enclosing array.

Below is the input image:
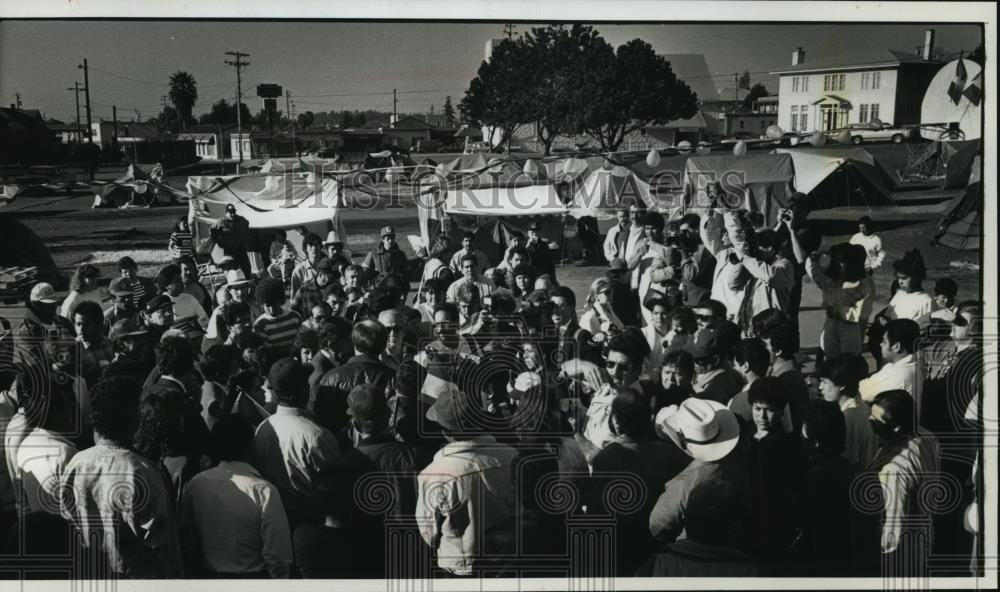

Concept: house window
[[859, 104, 868, 123], [799, 106, 809, 132], [739, 120, 745, 129], [870, 104, 880, 122], [861, 73, 869, 90], [823, 73, 845, 92], [792, 77, 799, 93], [802, 76, 808, 92], [872, 72, 881, 90], [790, 106, 799, 132]]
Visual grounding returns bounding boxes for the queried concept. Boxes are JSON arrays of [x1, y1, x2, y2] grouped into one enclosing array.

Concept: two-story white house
[[769, 36, 942, 134]]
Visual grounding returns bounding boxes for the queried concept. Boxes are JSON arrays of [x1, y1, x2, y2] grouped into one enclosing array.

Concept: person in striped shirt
[[168, 216, 194, 259], [253, 278, 301, 352], [117, 256, 156, 304]]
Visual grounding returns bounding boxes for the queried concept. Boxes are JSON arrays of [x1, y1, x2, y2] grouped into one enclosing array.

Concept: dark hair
[[212, 414, 254, 462], [803, 399, 846, 455], [670, 306, 697, 335], [892, 249, 927, 287], [733, 338, 770, 377], [421, 278, 443, 295], [254, 277, 287, 305], [752, 309, 793, 358], [72, 300, 104, 327], [462, 230, 476, 240], [647, 296, 670, 313], [155, 336, 194, 377], [293, 328, 319, 354], [680, 213, 701, 230], [90, 376, 142, 446], [429, 236, 451, 260], [747, 376, 788, 409], [201, 344, 238, 383], [178, 255, 198, 270], [456, 282, 481, 305], [884, 319, 920, 355], [694, 298, 727, 320], [641, 211, 665, 231], [609, 389, 652, 440], [460, 253, 479, 268], [302, 232, 324, 252], [222, 301, 251, 327], [69, 263, 100, 292], [826, 243, 866, 283], [433, 302, 460, 323], [858, 215, 872, 225], [381, 273, 411, 297], [607, 328, 651, 369], [352, 320, 388, 356], [488, 289, 517, 315], [754, 228, 785, 252], [117, 256, 137, 271], [323, 283, 345, 300], [818, 356, 860, 396], [934, 277, 958, 299], [552, 285, 576, 308], [873, 390, 915, 435], [155, 264, 182, 293], [662, 349, 695, 378], [134, 393, 186, 461]]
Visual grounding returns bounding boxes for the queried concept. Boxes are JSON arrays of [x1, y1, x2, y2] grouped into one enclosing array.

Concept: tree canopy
[[168, 71, 198, 130], [461, 25, 699, 154], [741, 83, 770, 110]]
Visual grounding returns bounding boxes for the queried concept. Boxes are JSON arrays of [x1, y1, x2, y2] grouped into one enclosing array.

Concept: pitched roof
[[658, 54, 720, 103], [770, 48, 942, 75]]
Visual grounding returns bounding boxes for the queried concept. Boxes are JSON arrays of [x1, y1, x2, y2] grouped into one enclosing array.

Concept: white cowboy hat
[[323, 230, 343, 246], [225, 268, 251, 288], [655, 398, 740, 462]]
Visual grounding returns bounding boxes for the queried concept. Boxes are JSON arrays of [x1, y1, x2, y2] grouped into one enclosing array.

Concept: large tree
[[442, 96, 456, 126], [741, 83, 770, 110], [520, 25, 616, 155], [460, 37, 532, 152], [198, 98, 252, 126], [581, 39, 699, 151], [169, 71, 198, 130], [297, 110, 315, 129]]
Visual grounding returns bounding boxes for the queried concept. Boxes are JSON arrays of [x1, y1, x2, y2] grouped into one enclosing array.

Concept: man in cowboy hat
[[648, 397, 749, 543], [323, 230, 352, 273], [205, 269, 262, 346]]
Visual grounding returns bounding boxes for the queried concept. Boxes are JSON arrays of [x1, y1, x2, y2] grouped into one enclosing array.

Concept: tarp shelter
[[773, 147, 896, 210], [90, 164, 181, 208], [417, 155, 568, 264], [681, 153, 795, 225], [941, 139, 980, 189], [569, 162, 655, 220], [186, 172, 348, 264], [934, 155, 982, 250]]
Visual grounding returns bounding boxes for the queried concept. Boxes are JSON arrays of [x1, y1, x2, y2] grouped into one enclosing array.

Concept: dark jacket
[[291, 280, 325, 318], [314, 354, 393, 434], [636, 539, 759, 577], [210, 215, 250, 251], [526, 238, 555, 278], [328, 432, 425, 522], [140, 376, 211, 460], [363, 244, 409, 277]]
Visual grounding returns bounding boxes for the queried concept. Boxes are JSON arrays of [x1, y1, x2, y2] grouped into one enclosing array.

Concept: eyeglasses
[[695, 314, 714, 322], [386, 325, 403, 333], [605, 359, 633, 371]]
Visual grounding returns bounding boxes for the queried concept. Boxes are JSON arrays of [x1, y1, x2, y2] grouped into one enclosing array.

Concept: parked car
[[837, 123, 915, 145]]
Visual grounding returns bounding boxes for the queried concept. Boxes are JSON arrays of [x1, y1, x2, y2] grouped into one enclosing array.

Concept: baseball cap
[[29, 282, 58, 304], [380, 226, 395, 238], [145, 294, 173, 313], [267, 357, 311, 398], [608, 258, 628, 272], [686, 327, 722, 360], [109, 318, 149, 341], [225, 204, 237, 213], [108, 277, 132, 297], [425, 386, 476, 432], [347, 384, 389, 423]]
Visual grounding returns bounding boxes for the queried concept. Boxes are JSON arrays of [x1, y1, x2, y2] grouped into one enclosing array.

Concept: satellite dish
[[920, 59, 982, 141]]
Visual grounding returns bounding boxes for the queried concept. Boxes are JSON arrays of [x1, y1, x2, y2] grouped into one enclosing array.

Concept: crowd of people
[[0, 190, 985, 579]]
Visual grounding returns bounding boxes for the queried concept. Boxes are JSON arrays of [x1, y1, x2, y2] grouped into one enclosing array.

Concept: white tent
[[569, 166, 654, 220], [773, 147, 875, 194]]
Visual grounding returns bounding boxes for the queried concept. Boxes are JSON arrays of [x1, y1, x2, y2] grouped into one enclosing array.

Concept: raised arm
[[700, 209, 726, 256]]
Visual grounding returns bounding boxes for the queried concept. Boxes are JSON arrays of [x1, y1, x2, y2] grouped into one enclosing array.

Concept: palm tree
[[169, 71, 198, 130]]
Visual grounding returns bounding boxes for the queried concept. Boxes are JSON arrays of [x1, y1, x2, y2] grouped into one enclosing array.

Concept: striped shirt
[[169, 231, 194, 258], [254, 310, 301, 350]]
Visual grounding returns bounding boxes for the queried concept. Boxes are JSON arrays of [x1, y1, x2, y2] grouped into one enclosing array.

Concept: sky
[[0, 20, 982, 124]]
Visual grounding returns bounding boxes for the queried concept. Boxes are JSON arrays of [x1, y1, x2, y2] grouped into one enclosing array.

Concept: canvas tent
[[186, 171, 348, 265], [417, 155, 569, 264], [773, 147, 896, 210], [933, 154, 982, 250], [569, 161, 655, 220], [681, 153, 795, 225]]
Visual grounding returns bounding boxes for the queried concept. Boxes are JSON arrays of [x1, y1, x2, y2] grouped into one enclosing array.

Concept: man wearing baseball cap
[[210, 202, 252, 278], [416, 386, 519, 576], [12, 281, 73, 366], [102, 277, 138, 335], [142, 294, 175, 342], [648, 397, 749, 543], [254, 357, 340, 526], [362, 225, 409, 277], [687, 327, 744, 405]]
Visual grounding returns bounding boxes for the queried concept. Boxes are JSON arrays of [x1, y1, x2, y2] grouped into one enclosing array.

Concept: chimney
[[792, 47, 805, 66], [923, 29, 935, 60]]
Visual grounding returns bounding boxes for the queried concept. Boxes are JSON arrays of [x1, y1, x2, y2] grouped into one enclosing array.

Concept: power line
[[224, 50, 250, 164]]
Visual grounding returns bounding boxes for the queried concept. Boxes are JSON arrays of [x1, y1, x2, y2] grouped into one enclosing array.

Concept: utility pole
[[77, 59, 93, 145], [502, 23, 516, 39], [392, 89, 397, 126], [13, 92, 22, 109], [67, 83, 82, 143], [112, 105, 119, 149], [285, 90, 297, 155], [225, 51, 250, 164]]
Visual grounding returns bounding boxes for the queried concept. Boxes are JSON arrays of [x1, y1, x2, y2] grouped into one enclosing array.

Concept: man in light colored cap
[[323, 230, 352, 271], [648, 397, 747, 543], [12, 282, 74, 365], [362, 225, 409, 277]]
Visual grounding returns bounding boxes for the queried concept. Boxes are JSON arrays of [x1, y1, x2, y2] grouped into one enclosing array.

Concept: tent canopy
[[682, 153, 795, 224], [934, 155, 982, 250], [569, 166, 654, 220], [773, 147, 895, 210]]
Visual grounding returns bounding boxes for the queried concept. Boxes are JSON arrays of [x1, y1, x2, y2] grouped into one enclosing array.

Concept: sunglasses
[[952, 315, 969, 328]]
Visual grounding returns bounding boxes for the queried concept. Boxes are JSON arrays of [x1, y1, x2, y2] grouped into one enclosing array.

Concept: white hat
[[225, 269, 251, 288], [29, 282, 58, 303], [323, 230, 343, 246], [655, 398, 740, 462]]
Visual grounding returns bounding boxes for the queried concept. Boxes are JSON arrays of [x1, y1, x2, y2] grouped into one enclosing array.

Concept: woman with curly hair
[[60, 263, 105, 320], [134, 392, 210, 510], [806, 242, 873, 357]]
